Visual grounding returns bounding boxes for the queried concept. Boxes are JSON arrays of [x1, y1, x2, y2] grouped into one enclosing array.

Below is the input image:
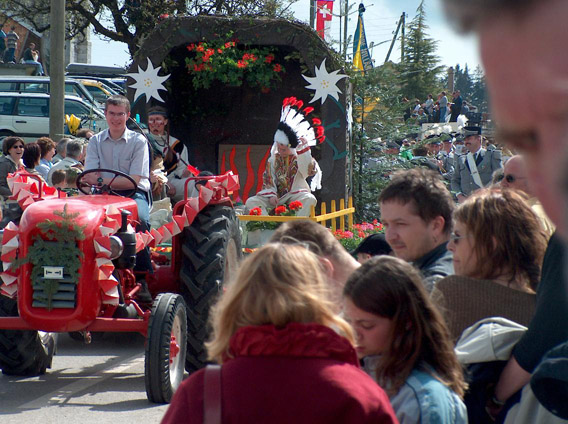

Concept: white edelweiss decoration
[[127, 59, 170, 103], [302, 58, 348, 105]]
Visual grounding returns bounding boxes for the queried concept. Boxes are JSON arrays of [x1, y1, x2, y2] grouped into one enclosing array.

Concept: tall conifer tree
[[399, 0, 444, 101]]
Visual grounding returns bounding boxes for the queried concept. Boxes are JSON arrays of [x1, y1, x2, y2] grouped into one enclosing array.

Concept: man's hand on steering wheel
[[77, 168, 138, 197]]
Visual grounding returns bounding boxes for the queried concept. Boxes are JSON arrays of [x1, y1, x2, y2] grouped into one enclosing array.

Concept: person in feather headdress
[[245, 97, 324, 217]]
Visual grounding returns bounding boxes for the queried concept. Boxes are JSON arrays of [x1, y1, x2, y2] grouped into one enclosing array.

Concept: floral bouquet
[[245, 201, 303, 232], [185, 34, 285, 91]]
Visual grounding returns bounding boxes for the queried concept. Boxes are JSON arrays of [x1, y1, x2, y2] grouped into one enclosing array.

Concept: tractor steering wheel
[[76, 168, 138, 197]]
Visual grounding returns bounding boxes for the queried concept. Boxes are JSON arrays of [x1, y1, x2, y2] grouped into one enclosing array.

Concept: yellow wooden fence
[[238, 196, 355, 231]]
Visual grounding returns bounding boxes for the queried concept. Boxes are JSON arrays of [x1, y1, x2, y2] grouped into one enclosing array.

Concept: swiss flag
[[316, 1, 334, 40]]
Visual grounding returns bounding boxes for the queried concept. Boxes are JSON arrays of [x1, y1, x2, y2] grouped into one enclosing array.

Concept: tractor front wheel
[[145, 293, 187, 404], [179, 204, 241, 374], [0, 296, 57, 376]]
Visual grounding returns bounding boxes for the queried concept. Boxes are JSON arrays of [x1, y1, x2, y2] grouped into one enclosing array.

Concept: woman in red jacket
[[162, 243, 398, 424]]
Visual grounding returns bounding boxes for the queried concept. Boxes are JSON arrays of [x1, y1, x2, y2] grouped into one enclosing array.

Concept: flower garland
[[185, 36, 285, 91]]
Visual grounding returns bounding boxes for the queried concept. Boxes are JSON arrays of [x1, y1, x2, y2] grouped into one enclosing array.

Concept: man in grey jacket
[[451, 126, 502, 203]]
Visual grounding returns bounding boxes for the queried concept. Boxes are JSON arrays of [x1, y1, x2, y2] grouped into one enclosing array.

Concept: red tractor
[[0, 169, 241, 403]]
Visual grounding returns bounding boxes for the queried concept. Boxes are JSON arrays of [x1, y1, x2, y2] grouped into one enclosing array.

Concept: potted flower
[[244, 201, 303, 246]]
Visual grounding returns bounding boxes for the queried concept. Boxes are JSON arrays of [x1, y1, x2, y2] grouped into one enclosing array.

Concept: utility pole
[[448, 67, 455, 93], [343, 0, 349, 60], [401, 12, 406, 63], [385, 13, 404, 64], [309, 0, 316, 29], [49, 0, 65, 142]]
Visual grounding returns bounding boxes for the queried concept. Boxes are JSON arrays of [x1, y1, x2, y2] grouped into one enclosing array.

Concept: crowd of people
[[3, 0, 568, 419], [403, 90, 474, 124], [0, 130, 95, 201], [164, 161, 565, 423]]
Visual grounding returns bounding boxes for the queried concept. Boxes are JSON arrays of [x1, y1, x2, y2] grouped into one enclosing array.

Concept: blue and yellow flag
[[353, 3, 374, 73]]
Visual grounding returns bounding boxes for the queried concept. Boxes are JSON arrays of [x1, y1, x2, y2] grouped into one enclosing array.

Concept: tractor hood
[[15, 195, 139, 332], [19, 195, 139, 232]]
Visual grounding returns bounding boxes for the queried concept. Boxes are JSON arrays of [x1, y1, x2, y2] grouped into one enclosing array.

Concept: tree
[[399, 0, 444, 101], [470, 65, 489, 113], [0, 0, 297, 58], [350, 64, 419, 222], [454, 63, 473, 99]]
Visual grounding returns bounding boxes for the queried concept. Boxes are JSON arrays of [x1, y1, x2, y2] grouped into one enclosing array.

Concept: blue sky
[[91, 0, 481, 72]]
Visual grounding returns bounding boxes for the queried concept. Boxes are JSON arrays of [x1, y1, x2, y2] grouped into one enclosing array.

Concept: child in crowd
[[343, 255, 467, 424], [62, 167, 81, 196], [162, 243, 398, 423], [50, 169, 66, 189]]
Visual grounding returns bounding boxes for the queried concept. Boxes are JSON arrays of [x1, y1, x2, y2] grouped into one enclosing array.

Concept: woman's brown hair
[[2, 136, 24, 155], [343, 256, 467, 398], [36, 136, 56, 158], [454, 188, 547, 290]]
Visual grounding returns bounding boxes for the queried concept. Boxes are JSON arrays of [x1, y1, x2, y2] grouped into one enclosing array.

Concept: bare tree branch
[[1, 0, 296, 58]]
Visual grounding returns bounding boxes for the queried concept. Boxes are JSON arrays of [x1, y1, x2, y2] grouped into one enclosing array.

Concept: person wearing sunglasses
[[0, 136, 25, 199], [501, 155, 555, 237], [435, 188, 548, 341]]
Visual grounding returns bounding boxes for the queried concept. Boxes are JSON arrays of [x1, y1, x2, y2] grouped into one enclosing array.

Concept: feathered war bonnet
[[273, 97, 325, 149]]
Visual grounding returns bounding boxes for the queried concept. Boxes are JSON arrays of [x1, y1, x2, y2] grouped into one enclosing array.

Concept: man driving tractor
[[84, 94, 153, 299]]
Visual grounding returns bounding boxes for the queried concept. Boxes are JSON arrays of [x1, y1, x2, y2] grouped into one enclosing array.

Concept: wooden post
[[310, 203, 316, 218], [331, 200, 337, 231], [320, 202, 327, 227], [348, 196, 354, 229], [339, 198, 346, 230], [49, 0, 65, 142]]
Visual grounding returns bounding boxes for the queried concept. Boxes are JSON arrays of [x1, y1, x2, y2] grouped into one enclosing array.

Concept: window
[[0, 97, 16, 115], [17, 97, 49, 117], [0, 82, 19, 92], [64, 99, 90, 117], [22, 83, 49, 93], [84, 84, 109, 102]]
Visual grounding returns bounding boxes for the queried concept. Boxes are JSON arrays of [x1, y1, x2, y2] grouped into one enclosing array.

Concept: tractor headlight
[[109, 235, 124, 260]]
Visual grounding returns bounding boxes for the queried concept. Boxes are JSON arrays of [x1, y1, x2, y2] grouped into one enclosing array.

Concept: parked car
[[68, 75, 126, 95], [0, 76, 102, 109], [78, 79, 118, 103], [0, 92, 108, 141]]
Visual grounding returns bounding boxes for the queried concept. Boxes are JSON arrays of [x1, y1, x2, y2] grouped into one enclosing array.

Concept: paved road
[[0, 332, 174, 423]]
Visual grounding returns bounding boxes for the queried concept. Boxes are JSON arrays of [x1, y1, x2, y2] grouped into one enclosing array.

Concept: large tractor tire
[[145, 293, 187, 403], [179, 204, 241, 374], [0, 295, 57, 376]]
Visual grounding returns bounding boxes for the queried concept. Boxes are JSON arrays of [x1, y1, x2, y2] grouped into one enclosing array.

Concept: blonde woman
[[162, 244, 397, 424]]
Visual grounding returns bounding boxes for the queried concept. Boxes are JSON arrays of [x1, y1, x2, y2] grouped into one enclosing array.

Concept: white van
[[0, 92, 108, 142]]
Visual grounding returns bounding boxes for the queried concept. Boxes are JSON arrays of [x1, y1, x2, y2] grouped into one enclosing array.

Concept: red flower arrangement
[[185, 33, 285, 91], [245, 201, 303, 232], [288, 200, 303, 211], [332, 220, 384, 251]]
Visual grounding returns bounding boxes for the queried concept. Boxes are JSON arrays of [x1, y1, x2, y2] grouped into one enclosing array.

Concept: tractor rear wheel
[[0, 295, 57, 376], [179, 204, 241, 374], [145, 293, 187, 403]]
